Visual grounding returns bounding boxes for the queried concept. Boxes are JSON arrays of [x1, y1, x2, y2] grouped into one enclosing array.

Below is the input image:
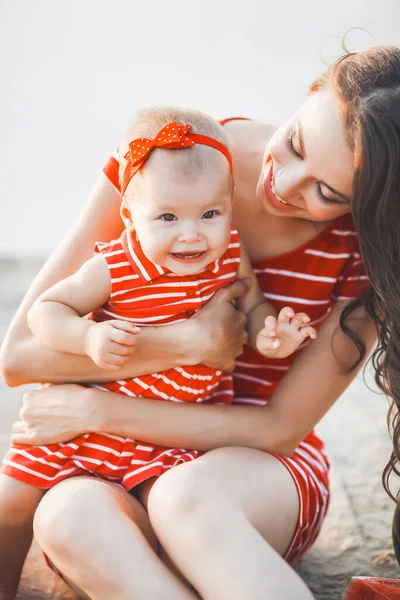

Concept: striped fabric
[[1, 229, 240, 490], [215, 214, 369, 405], [100, 133, 369, 563], [89, 227, 240, 404]]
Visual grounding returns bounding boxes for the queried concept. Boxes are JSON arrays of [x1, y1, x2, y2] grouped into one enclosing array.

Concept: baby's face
[[124, 163, 233, 275]]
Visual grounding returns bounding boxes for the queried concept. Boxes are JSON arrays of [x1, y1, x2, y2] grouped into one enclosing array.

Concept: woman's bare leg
[[148, 447, 315, 600], [33, 476, 199, 600], [136, 477, 199, 594], [0, 475, 45, 600]]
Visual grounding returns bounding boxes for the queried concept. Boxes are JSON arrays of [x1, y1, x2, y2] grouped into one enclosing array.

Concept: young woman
[[1, 45, 398, 600]]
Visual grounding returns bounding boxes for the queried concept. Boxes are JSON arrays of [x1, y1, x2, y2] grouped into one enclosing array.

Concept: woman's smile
[[263, 164, 297, 212]]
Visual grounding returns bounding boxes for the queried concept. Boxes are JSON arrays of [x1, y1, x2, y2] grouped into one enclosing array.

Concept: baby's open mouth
[[171, 251, 206, 260]]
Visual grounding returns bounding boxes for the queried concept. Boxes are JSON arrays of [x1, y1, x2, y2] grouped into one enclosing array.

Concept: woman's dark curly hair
[[311, 46, 400, 499], [311, 45, 400, 500]]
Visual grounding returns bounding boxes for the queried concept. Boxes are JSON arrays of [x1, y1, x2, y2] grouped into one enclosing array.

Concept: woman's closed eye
[[286, 132, 341, 206], [286, 133, 303, 160], [315, 183, 343, 206]]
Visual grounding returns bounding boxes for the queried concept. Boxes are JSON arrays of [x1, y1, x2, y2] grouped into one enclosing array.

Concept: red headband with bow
[[121, 121, 233, 195]]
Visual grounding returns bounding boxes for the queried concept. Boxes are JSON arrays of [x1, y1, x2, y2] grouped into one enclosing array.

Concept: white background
[[1, 0, 399, 257]]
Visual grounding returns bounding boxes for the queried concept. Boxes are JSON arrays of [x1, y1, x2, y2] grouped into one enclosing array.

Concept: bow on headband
[[121, 121, 233, 195]]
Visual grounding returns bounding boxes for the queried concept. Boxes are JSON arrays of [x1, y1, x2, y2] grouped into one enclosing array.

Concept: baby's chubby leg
[[0, 474, 45, 600]]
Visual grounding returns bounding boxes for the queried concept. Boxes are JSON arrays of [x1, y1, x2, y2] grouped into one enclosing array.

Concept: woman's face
[[256, 88, 354, 222]]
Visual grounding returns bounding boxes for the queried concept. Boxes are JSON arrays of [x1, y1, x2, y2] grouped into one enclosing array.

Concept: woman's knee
[[147, 460, 224, 539], [33, 478, 105, 553], [148, 447, 252, 526], [34, 477, 158, 555]]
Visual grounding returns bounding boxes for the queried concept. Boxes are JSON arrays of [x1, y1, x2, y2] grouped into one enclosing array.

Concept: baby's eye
[[160, 213, 177, 221], [202, 210, 218, 219]]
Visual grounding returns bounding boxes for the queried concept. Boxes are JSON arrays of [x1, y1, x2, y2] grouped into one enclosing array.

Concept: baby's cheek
[[141, 230, 170, 262], [219, 223, 234, 251]]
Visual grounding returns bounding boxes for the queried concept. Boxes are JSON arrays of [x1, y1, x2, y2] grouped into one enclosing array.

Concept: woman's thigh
[[35, 475, 158, 546], [34, 476, 159, 598], [148, 446, 300, 557]]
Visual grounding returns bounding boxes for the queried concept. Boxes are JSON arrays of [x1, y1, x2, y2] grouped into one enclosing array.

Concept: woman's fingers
[[191, 280, 250, 370], [7, 384, 94, 446], [12, 420, 26, 434], [220, 279, 251, 304], [240, 329, 249, 347], [11, 431, 41, 445]]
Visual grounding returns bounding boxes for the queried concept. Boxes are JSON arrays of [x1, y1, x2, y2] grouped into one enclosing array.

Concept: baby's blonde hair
[[118, 106, 232, 192]]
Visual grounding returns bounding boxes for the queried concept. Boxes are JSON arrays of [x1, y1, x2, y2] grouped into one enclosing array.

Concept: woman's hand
[[11, 383, 93, 445], [191, 279, 250, 371]]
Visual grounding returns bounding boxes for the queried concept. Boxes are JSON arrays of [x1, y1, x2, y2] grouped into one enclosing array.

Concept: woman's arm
[[0, 173, 122, 384], [13, 301, 376, 456], [0, 174, 249, 386], [91, 302, 375, 455]]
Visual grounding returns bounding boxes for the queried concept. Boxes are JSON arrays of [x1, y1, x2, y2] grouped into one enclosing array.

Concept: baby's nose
[[179, 225, 202, 243]]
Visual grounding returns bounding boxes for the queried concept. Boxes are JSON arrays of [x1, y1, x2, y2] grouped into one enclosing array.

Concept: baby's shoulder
[[94, 235, 125, 257]]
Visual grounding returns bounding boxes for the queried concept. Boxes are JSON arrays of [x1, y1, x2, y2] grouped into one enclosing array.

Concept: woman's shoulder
[[321, 214, 361, 255], [222, 119, 277, 192], [329, 213, 359, 237]]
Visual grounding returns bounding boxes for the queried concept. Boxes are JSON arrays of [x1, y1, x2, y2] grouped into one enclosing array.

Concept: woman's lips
[[263, 166, 295, 212]]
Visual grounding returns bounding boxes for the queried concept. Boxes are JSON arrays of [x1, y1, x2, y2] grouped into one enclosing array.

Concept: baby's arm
[[236, 242, 316, 358], [27, 255, 140, 371]]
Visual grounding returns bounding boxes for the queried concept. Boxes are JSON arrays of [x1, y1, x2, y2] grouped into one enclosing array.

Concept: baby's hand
[[256, 307, 317, 359], [84, 320, 141, 370]]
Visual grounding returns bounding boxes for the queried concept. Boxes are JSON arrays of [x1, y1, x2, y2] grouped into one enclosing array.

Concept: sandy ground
[[0, 256, 399, 600]]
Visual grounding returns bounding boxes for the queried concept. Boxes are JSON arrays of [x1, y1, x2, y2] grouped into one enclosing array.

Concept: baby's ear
[[120, 200, 134, 231]]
